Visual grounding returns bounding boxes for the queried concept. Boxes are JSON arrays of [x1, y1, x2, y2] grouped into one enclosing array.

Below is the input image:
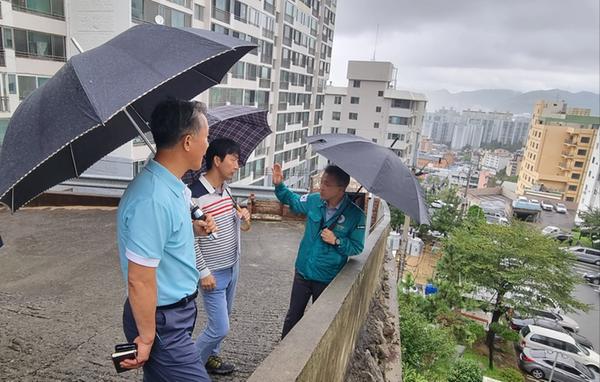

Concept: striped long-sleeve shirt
[[189, 175, 240, 278]]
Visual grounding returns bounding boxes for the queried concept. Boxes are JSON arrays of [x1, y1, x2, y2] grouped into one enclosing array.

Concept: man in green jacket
[[272, 163, 366, 338]]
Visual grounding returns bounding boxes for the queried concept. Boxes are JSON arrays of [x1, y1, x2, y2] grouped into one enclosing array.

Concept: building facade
[[576, 129, 600, 221], [0, 0, 337, 189], [517, 100, 600, 203], [322, 60, 427, 166]]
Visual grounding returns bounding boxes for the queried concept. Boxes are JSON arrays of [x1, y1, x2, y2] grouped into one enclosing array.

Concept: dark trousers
[[123, 299, 210, 382], [281, 272, 329, 339]]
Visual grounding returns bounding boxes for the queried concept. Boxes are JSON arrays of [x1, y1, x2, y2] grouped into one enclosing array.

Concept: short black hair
[[150, 99, 207, 149], [205, 138, 241, 170], [324, 165, 350, 188]]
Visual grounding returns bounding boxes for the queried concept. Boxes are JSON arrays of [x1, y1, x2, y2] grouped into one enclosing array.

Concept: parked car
[[513, 309, 580, 333], [543, 225, 562, 235], [431, 200, 446, 209], [518, 325, 600, 371], [518, 196, 529, 202], [541, 200, 555, 211], [550, 232, 574, 243], [584, 273, 600, 285], [530, 199, 540, 205], [556, 203, 568, 214], [519, 347, 599, 381], [485, 215, 509, 225], [510, 317, 594, 350], [565, 247, 600, 266]]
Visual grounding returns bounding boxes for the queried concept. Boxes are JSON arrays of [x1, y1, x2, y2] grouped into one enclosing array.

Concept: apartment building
[[517, 100, 600, 203], [1, 0, 337, 189], [322, 60, 427, 166]]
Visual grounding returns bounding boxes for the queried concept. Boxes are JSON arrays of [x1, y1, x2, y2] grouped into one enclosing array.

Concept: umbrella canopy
[[0, 24, 255, 212], [181, 105, 271, 185], [306, 134, 430, 225]]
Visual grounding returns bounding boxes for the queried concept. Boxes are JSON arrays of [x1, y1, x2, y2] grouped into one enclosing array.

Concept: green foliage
[[399, 301, 456, 379], [436, 312, 486, 346], [447, 358, 483, 382], [402, 367, 429, 382], [497, 367, 525, 382], [579, 208, 600, 246], [428, 185, 463, 235], [437, 219, 587, 368], [389, 204, 405, 230], [489, 322, 519, 342], [466, 205, 486, 224]]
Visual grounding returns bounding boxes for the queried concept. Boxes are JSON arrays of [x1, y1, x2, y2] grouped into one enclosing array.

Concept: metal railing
[[0, 96, 9, 112]]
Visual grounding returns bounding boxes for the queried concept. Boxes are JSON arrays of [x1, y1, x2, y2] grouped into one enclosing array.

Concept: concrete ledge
[[248, 203, 391, 382]]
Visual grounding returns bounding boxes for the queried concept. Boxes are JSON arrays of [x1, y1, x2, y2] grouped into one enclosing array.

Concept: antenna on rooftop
[[372, 24, 379, 61]]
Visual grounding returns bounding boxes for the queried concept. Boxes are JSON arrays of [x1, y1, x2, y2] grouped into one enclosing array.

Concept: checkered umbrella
[[182, 105, 271, 185]]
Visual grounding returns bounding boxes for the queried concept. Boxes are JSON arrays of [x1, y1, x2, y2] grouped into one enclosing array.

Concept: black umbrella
[[0, 24, 255, 212], [181, 105, 271, 185], [306, 134, 430, 225]]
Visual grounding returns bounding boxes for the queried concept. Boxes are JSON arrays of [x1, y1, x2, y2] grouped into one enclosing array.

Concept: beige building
[[517, 100, 600, 203], [323, 60, 427, 166]]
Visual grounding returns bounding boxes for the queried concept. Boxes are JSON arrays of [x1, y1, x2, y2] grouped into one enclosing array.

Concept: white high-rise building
[[576, 129, 600, 222], [0, 0, 336, 189], [322, 61, 427, 166]]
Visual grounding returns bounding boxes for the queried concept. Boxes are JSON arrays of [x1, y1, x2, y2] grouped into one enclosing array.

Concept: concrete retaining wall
[[247, 203, 392, 382]]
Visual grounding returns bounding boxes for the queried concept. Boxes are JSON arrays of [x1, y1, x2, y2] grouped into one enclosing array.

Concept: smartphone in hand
[[112, 343, 137, 373]]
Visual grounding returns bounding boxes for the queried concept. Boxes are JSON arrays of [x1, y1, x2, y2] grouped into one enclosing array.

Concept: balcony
[[558, 162, 570, 170], [563, 138, 577, 146], [11, 0, 66, 20], [0, 50, 4, 67], [561, 150, 574, 158], [212, 7, 230, 23]]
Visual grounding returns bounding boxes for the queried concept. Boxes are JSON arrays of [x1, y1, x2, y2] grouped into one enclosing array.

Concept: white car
[[530, 199, 540, 205], [556, 203, 568, 214], [519, 325, 600, 371], [542, 226, 561, 236], [518, 196, 529, 203], [540, 200, 554, 211]]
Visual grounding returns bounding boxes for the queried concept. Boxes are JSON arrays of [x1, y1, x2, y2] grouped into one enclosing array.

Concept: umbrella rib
[[190, 67, 220, 85], [69, 144, 79, 177]]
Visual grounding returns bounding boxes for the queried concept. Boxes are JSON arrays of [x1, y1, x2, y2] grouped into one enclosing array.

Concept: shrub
[[498, 367, 525, 382], [447, 358, 482, 382]]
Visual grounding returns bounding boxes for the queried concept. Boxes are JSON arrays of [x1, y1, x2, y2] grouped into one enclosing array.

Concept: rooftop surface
[[0, 207, 303, 381]]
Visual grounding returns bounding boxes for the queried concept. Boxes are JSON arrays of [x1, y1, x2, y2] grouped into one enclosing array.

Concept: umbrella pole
[[70, 37, 156, 156], [124, 107, 156, 155]]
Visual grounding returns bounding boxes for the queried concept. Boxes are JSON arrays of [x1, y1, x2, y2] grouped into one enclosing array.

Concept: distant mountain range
[[424, 89, 600, 115]]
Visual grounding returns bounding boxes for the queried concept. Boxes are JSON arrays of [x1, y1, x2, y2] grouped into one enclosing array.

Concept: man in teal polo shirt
[[272, 163, 366, 338], [117, 99, 216, 381]]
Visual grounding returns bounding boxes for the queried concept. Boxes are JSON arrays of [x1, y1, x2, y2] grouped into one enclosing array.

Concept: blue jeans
[[195, 262, 239, 363], [123, 298, 210, 382]]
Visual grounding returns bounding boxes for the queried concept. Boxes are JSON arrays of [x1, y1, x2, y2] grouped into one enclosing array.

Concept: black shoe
[[205, 355, 236, 375]]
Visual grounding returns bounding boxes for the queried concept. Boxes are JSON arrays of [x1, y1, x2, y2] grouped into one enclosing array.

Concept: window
[[194, 4, 204, 20], [263, 0, 274, 14], [12, 0, 65, 19], [349, 112, 358, 120], [388, 116, 410, 125], [352, 80, 360, 88], [375, 106, 381, 112], [230, 61, 244, 78], [37, 77, 50, 87], [332, 111, 340, 121], [334, 96, 342, 104], [2, 28, 14, 49], [571, 173, 580, 180], [391, 99, 411, 108], [378, 90, 383, 96], [234, 0, 247, 22], [170, 9, 186, 27], [17, 75, 36, 99], [347, 128, 356, 135], [330, 127, 338, 133], [7, 74, 17, 94], [574, 161, 584, 168], [581, 136, 590, 143], [212, 0, 230, 23], [245, 63, 257, 80], [568, 185, 577, 191], [577, 149, 587, 156], [350, 96, 359, 104], [566, 197, 574, 202], [374, 122, 379, 128]]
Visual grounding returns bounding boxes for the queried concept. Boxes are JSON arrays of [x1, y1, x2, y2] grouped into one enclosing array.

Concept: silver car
[[519, 348, 599, 381], [566, 246, 600, 266]]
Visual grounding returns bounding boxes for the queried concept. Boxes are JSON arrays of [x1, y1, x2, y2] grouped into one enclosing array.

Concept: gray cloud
[[329, 0, 600, 93]]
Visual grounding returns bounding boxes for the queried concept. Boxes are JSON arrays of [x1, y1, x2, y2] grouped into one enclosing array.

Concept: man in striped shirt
[[189, 138, 250, 375]]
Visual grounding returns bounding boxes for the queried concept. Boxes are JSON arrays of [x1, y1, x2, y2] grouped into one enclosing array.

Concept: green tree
[[428, 185, 463, 235], [389, 204, 405, 231], [579, 208, 600, 246], [447, 358, 483, 382], [437, 220, 587, 369]]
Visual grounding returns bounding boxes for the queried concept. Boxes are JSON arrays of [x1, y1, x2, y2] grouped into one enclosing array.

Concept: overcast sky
[[329, 0, 600, 94]]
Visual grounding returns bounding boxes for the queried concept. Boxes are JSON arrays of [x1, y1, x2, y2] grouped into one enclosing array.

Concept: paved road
[[0, 208, 303, 381], [570, 261, 600, 351]]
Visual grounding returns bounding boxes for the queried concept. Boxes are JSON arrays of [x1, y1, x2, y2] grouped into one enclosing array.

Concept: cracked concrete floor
[[0, 208, 301, 381]]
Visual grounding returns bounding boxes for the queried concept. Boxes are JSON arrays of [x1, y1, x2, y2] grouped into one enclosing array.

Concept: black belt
[[156, 290, 198, 310]]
